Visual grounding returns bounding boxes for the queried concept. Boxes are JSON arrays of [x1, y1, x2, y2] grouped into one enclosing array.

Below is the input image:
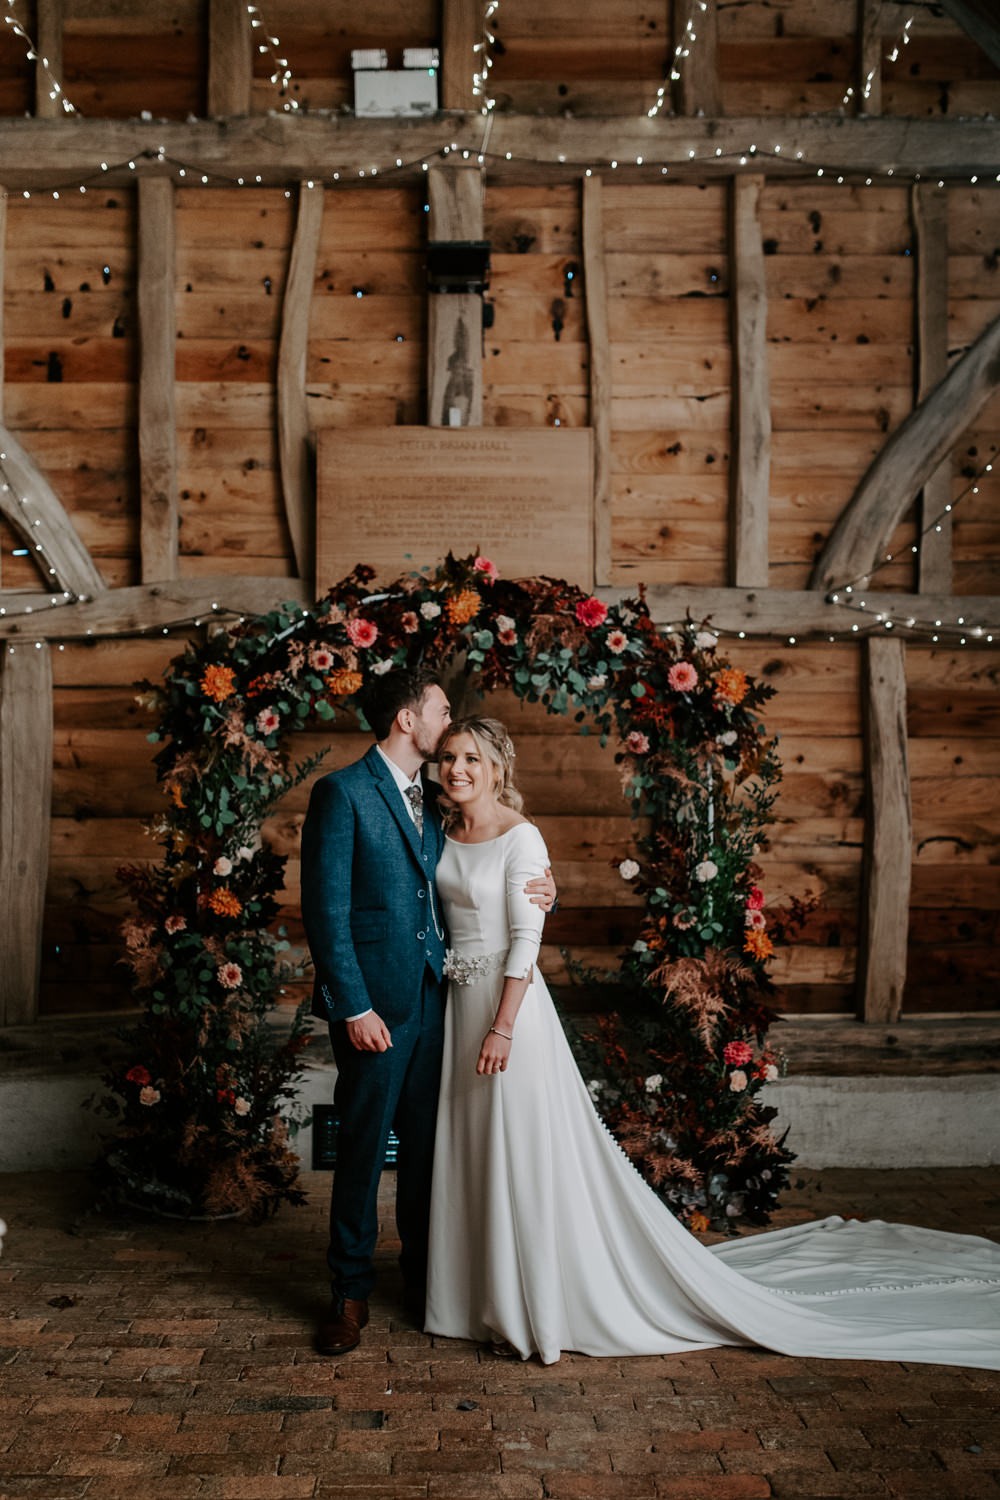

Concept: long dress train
[[425, 822, 1000, 1368]]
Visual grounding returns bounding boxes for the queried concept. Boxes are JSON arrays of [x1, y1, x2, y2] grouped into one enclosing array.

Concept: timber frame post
[[0, 642, 53, 1025], [426, 162, 484, 427], [729, 174, 770, 589], [138, 176, 178, 583], [278, 180, 324, 582], [582, 174, 611, 586]]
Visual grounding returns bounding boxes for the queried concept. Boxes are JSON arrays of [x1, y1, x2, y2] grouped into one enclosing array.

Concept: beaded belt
[[443, 948, 507, 985]]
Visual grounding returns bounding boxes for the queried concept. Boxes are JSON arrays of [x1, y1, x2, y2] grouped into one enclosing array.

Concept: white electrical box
[[354, 69, 438, 118]]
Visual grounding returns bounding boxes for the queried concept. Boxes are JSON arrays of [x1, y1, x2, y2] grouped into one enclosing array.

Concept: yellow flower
[[200, 664, 237, 703], [445, 588, 482, 626]]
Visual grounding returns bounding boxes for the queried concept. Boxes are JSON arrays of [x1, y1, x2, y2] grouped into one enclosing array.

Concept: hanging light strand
[[472, 0, 499, 114], [3, 0, 76, 114], [246, 2, 298, 112], [648, 0, 709, 118]]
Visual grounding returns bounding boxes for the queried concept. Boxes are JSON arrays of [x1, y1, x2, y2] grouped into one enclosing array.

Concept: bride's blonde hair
[[437, 716, 523, 824]]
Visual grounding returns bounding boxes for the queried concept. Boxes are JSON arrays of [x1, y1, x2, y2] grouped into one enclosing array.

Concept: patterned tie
[[404, 782, 424, 836]]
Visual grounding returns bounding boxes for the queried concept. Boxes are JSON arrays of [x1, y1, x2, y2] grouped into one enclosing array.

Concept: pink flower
[[401, 611, 419, 634], [126, 1065, 152, 1086], [308, 645, 335, 671], [673, 910, 696, 930], [217, 961, 243, 990], [497, 628, 517, 647], [256, 708, 280, 736], [728, 1069, 748, 1093], [234, 1097, 251, 1117], [668, 661, 698, 693], [575, 596, 609, 629], [606, 630, 628, 654], [723, 1040, 754, 1068], [213, 857, 233, 877], [626, 730, 650, 755], [746, 886, 765, 911], [164, 915, 187, 936], [347, 618, 378, 648], [474, 555, 498, 584], [139, 1086, 161, 1106], [745, 909, 766, 931], [494, 614, 517, 648]]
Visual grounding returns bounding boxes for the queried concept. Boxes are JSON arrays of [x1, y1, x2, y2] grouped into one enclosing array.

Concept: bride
[[425, 715, 1000, 1368]]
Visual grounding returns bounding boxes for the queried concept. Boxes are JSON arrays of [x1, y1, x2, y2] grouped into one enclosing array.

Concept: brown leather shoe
[[316, 1297, 369, 1356]]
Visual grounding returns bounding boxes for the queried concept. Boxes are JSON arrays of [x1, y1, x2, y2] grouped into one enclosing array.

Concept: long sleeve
[[503, 824, 549, 980], [300, 775, 373, 1020]]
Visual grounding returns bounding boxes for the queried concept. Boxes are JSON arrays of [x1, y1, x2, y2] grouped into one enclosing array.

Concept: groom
[[301, 666, 553, 1356]]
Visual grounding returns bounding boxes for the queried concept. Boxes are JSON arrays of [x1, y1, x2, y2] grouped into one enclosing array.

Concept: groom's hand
[[525, 865, 558, 913], [346, 1012, 392, 1052]]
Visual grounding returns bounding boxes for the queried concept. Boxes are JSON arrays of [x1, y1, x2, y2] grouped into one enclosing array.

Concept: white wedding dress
[[425, 822, 1000, 1368]]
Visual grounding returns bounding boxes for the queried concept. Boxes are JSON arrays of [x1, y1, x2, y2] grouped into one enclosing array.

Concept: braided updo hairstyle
[[437, 716, 524, 825]]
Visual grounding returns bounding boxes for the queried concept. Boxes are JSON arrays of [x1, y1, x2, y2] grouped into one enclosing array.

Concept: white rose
[[213, 856, 233, 877], [728, 1069, 748, 1092], [371, 658, 393, 675], [236, 845, 255, 862], [719, 730, 737, 746], [495, 614, 516, 633], [618, 859, 640, 881], [695, 630, 718, 650], [644, 1074, 663, 1093], [632, 939, 648, 954], [587, 674, 607, 690], [234, 1097, 251, 1116], [763, 1063, 779, 1082], [694, 859, 718, 883], [420, 601, 441, 620], [587, 1080, 602, 1103]]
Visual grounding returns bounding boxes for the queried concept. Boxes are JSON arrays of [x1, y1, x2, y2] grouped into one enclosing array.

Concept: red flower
[[125, 1065, 152, 1087], [216, 1088, 236, 1106], [346, 618, 378, 648], [474, 555, 498, 583], [626, 730, 650, 755], [746, 886, 765, 910], [723, 1040, 753, 1068], [575, 596, 609, 629]]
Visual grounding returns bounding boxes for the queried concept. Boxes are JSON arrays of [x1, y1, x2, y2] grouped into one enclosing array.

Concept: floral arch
[[104, 551, 794, 1227]]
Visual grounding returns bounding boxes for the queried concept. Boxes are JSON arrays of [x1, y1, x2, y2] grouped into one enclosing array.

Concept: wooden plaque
[[316, 427, 595, 591]]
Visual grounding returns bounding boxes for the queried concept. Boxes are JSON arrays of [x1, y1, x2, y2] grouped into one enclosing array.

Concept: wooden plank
[[0, 425, 107, 600], [35, 0, 65, 120], [937, 0, 1000, 69], [138, 177, 177, 583], [672, 0, 720, 117], [0, 641, 52, 1024], [810, 312, 1000, 594], [582, 174, 611, 586], [0, 577, 309, 639], [912, 183, 952, 594], [729, 174, 770, 588], [856, 0, 883, 117], [427, 163, 483, 427], [278, 180, 323, 582], [0, 117, 997, 187], [207, 0, 252, 118], [858, 636, 911, 1022], [441, 0, 480, 112]]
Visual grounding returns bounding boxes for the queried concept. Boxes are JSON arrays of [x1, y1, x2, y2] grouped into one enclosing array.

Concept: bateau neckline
[[445, 823, 528, 847]]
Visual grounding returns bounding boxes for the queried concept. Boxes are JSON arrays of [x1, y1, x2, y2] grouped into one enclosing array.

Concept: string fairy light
[[3, 0, 76, 114], [843, 8, 916, 109], [472, 0, 499, 114], [246, 2, 298, 112], [648, 0, 709, 118]]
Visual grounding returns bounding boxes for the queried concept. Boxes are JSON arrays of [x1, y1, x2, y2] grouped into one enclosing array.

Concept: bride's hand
[[477, 1030, 512, 1075]]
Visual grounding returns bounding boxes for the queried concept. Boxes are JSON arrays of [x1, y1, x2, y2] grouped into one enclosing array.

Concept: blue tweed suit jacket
[[301, 745, 448, 1028]]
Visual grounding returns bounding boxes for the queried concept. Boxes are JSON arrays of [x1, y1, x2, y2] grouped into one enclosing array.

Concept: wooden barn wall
[[0, 2, 995, 123], [5, 173, 997, 1018]]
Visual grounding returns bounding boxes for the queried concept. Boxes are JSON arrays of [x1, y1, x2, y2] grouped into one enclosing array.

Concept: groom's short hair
[[363, 664, 442, 741]]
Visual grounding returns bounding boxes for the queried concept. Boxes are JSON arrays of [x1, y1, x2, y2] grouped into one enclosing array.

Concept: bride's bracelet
[[489, 1025, 513, 1041]]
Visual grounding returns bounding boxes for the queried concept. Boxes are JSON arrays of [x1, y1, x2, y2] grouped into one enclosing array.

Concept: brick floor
[[0, 1168, 998, 1500]]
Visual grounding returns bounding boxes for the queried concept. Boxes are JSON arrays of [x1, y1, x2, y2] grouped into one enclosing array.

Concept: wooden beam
[[729, 174, 770, 589], [0, 426, 106, 600], [441, 0, 480, 113], [1, 579, 996, 643], [207, 0, 253, 118], [0, 641, 53, 1026], [672, 0, 720, 118], [582, 174, 611, 587], [34, 0, 65, 121], [138, 177, 178, 583], [810, 313, 1000, 595], [0, 117, 996, 187], [912, 183, 952, 595], [857, 636, 911, 1023], [937, 0, 1000, 70], [427, 163, 483, 427], [278, 181, 324, 582], [856, 0, 883, 117]]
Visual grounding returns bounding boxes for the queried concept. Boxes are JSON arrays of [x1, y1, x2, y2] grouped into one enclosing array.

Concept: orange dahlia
[[328, 669, 363, 697], [445, 588, 482, 626], [689, 1210, 711, 1234], [208, 888, 243, 918], [200, 664, 237, 703], [743, 929, 774, 961], [714, 667, 748, 706]]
